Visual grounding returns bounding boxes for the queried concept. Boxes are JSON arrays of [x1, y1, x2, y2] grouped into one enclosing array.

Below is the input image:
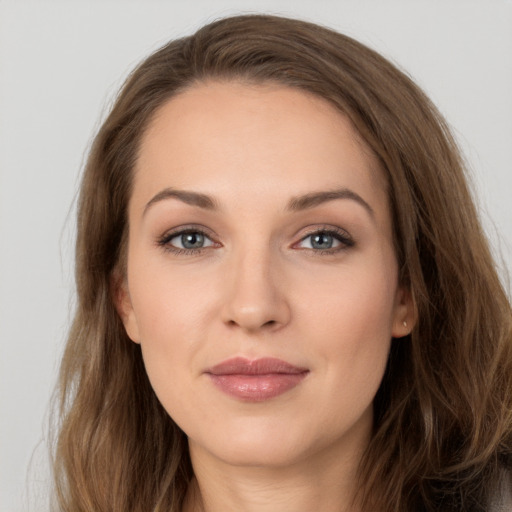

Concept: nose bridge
[[222, 238, 290, 331]]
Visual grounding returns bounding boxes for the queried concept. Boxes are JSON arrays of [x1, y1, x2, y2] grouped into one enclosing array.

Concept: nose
[[221, 248, 291, 333]]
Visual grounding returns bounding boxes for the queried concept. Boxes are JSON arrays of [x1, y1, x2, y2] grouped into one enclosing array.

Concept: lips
[[205, 357, 309, 402]]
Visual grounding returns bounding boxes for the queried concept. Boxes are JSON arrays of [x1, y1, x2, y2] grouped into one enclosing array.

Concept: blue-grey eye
[[182, 232, 204, 249], [169, 231, 214, 250], [297, 230, 350, 250], [310, 233, 335, 249]]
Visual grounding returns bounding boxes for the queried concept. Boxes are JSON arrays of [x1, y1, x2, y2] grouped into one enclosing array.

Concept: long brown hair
[[52, 14, 512, 511]]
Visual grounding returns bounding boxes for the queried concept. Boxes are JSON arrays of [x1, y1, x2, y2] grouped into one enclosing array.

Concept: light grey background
[[1, 1, 511, 511]]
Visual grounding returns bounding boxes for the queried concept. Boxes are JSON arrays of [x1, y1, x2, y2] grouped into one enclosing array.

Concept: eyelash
[[157, 226, 218, 256], [294, 226, 355, 255], [156, 225, 355, 256]]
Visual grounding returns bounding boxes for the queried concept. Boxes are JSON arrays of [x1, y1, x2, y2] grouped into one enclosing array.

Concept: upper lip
[[206, 357, 308, 376]]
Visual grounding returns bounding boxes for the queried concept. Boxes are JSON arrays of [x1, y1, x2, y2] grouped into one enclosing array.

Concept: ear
[[391, 284, 416, 338], [111, 270, 141, 344]]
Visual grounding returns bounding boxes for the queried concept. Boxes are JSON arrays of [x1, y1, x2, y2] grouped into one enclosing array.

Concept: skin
[[116, 81, 414, 512]]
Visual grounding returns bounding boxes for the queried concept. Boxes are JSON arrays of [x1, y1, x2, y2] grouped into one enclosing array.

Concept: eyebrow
[[144, 188, 218, 216], [287, 188, 374, 217], [143, 187, 374, 218]]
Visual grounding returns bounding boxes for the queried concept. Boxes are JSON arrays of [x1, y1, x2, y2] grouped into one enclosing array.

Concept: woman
[[52, 14, 512, 512]]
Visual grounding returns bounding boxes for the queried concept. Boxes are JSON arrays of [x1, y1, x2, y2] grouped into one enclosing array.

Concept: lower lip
[[208, 373, 308, 402]]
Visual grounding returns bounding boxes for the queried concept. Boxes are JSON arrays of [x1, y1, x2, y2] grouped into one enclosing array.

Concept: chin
[[187, 418, 301, 466], [211, 444, 305, 469], [188, 417, 340, 470]]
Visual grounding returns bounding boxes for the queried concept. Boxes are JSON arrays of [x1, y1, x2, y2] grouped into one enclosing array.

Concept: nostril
[[225, 318, 278, 330]]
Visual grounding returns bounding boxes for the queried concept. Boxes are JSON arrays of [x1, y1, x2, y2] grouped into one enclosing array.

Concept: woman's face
[[118, 81, 412, 468]]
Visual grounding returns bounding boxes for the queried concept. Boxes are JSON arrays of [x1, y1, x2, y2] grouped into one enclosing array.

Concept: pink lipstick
[[205, 357, 309, 402]]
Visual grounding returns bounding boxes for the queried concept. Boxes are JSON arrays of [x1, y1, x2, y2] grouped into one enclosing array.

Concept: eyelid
[[292, 225, 355, 252], [156, 224, 220, 255]]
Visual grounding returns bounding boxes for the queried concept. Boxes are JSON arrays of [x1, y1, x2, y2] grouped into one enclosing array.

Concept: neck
[[182, 437, 367, 512]]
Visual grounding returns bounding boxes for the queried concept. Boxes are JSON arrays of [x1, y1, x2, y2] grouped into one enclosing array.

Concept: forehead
[[134, 80, 388, 215]]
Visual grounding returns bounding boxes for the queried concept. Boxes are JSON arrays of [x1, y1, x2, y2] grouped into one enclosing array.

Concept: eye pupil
[[311, 233, 333, 249], [182, 232, 204, 249]]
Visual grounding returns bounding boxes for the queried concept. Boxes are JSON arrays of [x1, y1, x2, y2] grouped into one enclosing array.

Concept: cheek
[[128, 246, 216, 336], [298, 255, 398, 338], [126, 250, 229, 416], [126, 260, 197, 392], [295, 257, 397, 388]]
